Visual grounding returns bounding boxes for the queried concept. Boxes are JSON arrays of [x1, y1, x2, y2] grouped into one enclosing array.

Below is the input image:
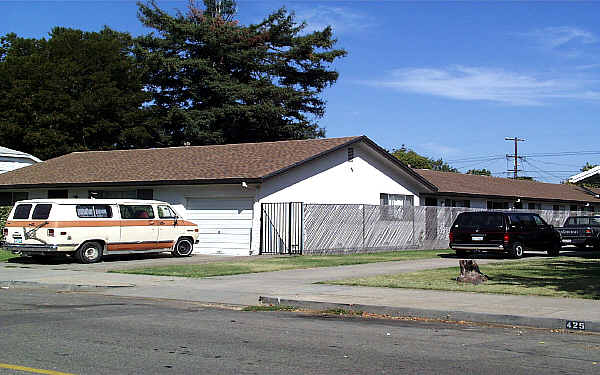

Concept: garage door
[[185, 198, 253, 255]]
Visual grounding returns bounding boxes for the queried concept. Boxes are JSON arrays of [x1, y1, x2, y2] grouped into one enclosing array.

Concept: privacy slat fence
[[260, 203, 586, 255]]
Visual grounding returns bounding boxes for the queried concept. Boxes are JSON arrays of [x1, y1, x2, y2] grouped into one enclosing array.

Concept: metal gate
[[260, 202, 303, 255]]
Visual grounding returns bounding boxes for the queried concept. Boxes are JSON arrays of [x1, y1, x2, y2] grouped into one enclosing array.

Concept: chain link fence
[[302, 204, 582, 255]]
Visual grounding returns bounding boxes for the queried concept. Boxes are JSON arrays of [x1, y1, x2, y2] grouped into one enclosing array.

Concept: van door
[[157, 204, 178, 248], [115, 204, 159, 252]]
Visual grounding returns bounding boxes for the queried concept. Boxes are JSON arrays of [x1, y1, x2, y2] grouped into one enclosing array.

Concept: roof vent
[[348, 147, 354, 162]]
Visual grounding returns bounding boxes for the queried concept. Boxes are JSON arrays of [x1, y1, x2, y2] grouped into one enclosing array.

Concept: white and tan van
[[2, 199, 199, 263]]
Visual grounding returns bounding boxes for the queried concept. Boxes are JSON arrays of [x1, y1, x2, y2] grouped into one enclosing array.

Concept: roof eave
[[0, 178, 263, 190]]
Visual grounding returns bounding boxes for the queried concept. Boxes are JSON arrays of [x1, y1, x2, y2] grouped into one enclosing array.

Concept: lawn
[[325, 255, 600, 299], [0, 249, 17, 262], [114, 249, 451, 278]]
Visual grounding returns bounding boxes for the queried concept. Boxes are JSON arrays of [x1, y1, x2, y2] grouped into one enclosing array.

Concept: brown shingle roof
[[416, 169, 600, 203], [0, 137, 364, 188]]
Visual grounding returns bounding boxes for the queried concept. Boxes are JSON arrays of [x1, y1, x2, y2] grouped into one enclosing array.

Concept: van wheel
[[76, 242, 103, 264], [547, 242, 561, 257], [509, 242, 524, 259], [172, 238, 193, 257]]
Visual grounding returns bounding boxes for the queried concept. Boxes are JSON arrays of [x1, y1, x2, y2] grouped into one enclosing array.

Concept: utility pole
[[505, 137, 525, 179]]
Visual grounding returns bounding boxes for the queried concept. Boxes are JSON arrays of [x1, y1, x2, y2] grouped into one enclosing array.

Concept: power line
[[505, 137, 525, 179]]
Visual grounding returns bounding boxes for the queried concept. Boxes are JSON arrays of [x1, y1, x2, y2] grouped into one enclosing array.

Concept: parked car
[[2, 199, 199, 263], [555, 216, 600, 249], [449, 211, 561, 258]]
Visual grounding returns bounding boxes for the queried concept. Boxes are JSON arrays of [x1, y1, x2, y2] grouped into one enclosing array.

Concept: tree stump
[[456, 260, 488, 285]]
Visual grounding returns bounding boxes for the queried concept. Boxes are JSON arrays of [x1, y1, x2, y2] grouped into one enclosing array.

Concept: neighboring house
[[0, 136, 435, 255], [0, 146, 41, 205], [1, 136, 599, 255], [416, 169, 600, 212], [568, 166, 600, 186]]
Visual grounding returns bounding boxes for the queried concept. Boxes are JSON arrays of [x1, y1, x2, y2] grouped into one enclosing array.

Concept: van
[[2, 199, 199, 263], [449, 211, 561, 258]]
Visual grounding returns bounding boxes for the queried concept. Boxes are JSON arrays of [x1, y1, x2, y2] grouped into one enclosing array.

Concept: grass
[[0, 249, 17, 262], [114, 249, 451, 278], [326, 255, 600, 299]]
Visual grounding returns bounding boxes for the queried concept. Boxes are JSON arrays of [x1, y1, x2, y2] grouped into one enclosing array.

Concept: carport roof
[[416, 169, 600, 204], [0, 136, 436, 190]]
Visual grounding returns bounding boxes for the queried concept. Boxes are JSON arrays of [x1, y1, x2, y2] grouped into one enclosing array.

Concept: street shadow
[[7, 252, 174, 265]]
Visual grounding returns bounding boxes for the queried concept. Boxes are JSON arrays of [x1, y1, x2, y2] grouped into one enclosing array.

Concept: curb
[[0, 280, 136, 291], [258, 296, 598, 333]]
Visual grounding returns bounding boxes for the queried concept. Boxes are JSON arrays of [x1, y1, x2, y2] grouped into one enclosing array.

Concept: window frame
[[119, 205, 155, 220]]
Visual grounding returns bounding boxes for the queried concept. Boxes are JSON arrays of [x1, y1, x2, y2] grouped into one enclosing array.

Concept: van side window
[[13, 204, 32, 219], [76, 205, 112, 218], [32, 204, 52, 220], [158, 205, 176, 219], [120, 205, 155, 219]]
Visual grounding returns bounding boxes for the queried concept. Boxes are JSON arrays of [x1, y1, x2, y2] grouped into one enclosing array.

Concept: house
[[0, 136, 436, 255], [0, 147, 41, 205], [568, 166, 600, 186], [416, 169, 600, 212], [1, 136, 599, 255]]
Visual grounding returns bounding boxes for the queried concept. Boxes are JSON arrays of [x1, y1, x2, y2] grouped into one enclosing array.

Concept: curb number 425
[[566, 320, 585, 330]]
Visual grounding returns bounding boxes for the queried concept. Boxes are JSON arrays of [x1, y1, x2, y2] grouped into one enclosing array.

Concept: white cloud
[[520, 26, 597, 57], [294, 6, 370, 34], [367, 66, 600, 106]]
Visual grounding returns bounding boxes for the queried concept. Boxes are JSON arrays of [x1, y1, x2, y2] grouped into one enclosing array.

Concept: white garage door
[[185, 198, 253, 255]]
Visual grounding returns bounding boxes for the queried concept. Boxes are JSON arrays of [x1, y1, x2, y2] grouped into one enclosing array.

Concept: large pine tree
[[0, 27, 156, 160], [135, 0, 347, 146]]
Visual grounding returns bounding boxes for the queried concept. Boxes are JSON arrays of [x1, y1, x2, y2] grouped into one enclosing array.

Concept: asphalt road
[[0, 288, 599, 375]]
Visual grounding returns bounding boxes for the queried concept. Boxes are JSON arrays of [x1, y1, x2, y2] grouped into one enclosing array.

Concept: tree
[[391, 145, 458, 172], [135, 0, 346, 147], [581, 162, 598, 172], [466, 168, 492, 176], [0, 28, 155, 160]]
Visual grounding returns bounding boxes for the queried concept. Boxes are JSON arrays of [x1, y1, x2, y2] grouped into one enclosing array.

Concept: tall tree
[[0, 28, 155, 160], [581, 162, 598, 172], [466, 168, 492, 176], [135, 0, 346, 147], [391, 145, 458, 172]]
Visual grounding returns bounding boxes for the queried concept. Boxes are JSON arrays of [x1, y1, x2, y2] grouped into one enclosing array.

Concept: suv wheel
[[76, 241, 103, 264], [509, 242, 524, 259], [547, 242, 561, 257]]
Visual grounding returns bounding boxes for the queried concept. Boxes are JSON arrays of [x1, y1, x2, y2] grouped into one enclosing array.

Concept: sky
[[2, 0, 600, 183]]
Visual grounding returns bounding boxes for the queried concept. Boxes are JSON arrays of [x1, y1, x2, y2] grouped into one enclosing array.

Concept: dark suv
[[449, 211, 561, 258]]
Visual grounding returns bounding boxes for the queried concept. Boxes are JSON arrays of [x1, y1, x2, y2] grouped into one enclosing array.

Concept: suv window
[[76, 205, 112, 218], [158, 205, 176, 219], [455, 213, 505, 230], [31, 204, 52, 220], [119, 205, 155, 219], [532, 215, 546, 226], [13, 204, 32, 219]]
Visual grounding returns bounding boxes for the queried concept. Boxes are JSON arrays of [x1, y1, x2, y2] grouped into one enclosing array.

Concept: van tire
[[76, 242, 103, 264], [509, 242, 524, 259], [172, 238, 193, 257]]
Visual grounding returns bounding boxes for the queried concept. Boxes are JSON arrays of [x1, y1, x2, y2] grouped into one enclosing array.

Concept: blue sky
[[2, 1, 600, 183]]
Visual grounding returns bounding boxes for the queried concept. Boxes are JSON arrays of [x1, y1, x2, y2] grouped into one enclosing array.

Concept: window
[[158, 205, 176, 219], [137, 189, 154, 200], [13, 204, 32, 219], [553, 205, 560, 211], [119, 205, 155, 219], [48, 190, 68, 199], [380, 193, 413, 207], [31, 204, 52, 220], [532, 215, 546, 226], [570, 205, 578, 212], [76, 205, 112, 218], [347, 147, 354, 162], [0, 192, 29, 206], [488, 201, 509, 210], [514, 202, 523, 209], [424, 198, 438, 206], [380, 193, 414, 220]]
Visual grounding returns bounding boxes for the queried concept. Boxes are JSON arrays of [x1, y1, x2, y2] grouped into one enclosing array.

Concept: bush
[[0, 206, 12, 240]]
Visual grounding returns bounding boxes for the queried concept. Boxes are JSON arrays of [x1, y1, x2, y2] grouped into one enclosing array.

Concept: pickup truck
[[555, 216, 600, 249]]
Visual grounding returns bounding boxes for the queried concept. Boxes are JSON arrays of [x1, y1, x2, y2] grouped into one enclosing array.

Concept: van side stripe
[[5, 220, 197, 228], [107, 242, 174, 251]]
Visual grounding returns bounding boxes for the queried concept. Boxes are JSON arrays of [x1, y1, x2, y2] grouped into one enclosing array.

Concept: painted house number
[[566, 320, 585, 330]]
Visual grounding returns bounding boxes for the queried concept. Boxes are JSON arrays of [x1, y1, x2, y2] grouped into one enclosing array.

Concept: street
[[0, 288, 599, 374]]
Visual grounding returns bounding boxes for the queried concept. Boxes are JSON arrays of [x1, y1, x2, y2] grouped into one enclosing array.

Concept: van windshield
[[455, 213, 504, 230]]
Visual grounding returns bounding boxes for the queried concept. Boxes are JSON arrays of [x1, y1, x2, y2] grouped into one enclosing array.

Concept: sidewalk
[[1, 256, 598, 332]]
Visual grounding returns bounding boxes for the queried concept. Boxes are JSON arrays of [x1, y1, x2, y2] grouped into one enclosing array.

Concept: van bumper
[[450, 244, 505, 251], [3, 243, 59, 254]]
